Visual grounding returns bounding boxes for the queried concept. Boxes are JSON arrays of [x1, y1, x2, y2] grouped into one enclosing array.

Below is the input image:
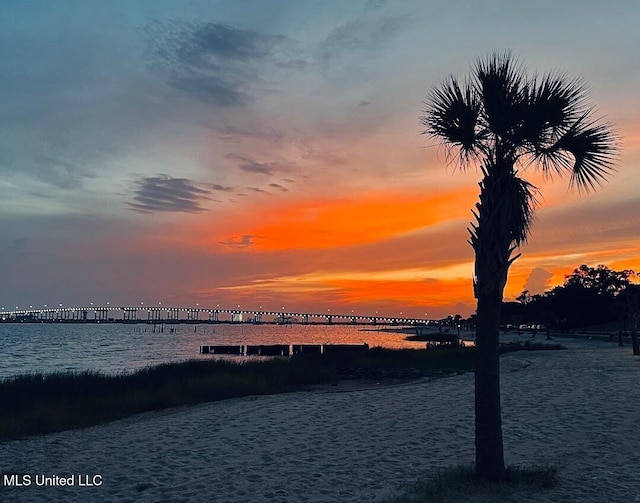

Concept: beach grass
[[385, 464, 558, 502], [0, 357, 324, 442], [0, 348, 474, 442], [0, 343, 561, 442]]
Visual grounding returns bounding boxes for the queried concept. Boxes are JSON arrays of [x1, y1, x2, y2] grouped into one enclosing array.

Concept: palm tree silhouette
[[421, 51, 618, 481]]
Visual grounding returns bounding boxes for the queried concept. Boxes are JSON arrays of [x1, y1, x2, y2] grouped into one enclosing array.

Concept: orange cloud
[[102, 169, 637, 319], [213, 187, 478, 252], [327, 277, 474, 311], [217, 261, 477, 317]]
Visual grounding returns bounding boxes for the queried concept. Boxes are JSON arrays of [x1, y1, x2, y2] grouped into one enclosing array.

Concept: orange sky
[[3, 2, 639, 319], [114, 164, 640, 319]]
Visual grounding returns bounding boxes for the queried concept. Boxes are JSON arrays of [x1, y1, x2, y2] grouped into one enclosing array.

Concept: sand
[[1, 336, 639, 502]]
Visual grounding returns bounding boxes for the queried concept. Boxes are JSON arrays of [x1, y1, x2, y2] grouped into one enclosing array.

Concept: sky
[[2, 0, 639, 319]]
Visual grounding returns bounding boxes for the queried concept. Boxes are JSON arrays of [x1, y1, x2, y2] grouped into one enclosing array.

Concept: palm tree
[[421, 51, 618, 481]]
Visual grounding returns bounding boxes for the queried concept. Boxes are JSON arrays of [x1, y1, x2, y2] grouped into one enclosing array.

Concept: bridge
[[0, 305, 428, 326]]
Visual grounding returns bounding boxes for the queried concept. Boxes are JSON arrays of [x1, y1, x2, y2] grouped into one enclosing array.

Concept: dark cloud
[[321, 15, 408, 61], [226, 153, 291, 176], [240, 162, 273, 175], [295, 139, 348, 166], [216, 125, 286, 143], [128, 175, 211, 214], [169, 75, 248, 107], [211, 183, 234, 192], [275, 58, 309, 70], [269, 183, 288, 192], [219, 234, 259, 249], [146, 20, 289, 107], [176, 22, 273, 61], [247, 187, 268, 194]]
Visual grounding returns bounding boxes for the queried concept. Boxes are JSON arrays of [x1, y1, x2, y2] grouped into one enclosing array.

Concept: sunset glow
[[207, 187, 478, 252], [2, 1, 639, 319]]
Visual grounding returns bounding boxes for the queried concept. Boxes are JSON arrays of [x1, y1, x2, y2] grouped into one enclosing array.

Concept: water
[[0, 323, 427, 379]]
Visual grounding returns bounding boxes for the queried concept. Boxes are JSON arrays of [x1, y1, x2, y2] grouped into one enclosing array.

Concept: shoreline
[[1, 338, 638, 502], [0, 348, 475, 442]]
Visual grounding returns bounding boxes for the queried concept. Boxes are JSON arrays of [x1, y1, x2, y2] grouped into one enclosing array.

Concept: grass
[[0, 343, 561, 442], [0, 357, 326, 442], [385, 464, 558, 503], [0, 348, 475, 442]]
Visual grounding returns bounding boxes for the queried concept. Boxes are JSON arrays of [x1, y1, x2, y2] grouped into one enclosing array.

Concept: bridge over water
[[0, 305, 428, 326]]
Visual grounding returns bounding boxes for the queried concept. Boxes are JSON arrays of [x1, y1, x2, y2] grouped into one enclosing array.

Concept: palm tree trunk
[[470, 168, 514, 482], [475, 292, 505, 481]]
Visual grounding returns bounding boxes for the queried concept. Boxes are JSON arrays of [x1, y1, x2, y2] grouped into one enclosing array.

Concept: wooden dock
[[200, 343, 369, 356]]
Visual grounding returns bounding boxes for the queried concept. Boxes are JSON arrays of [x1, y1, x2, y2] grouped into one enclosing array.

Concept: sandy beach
[[1, 336, 639, 502]]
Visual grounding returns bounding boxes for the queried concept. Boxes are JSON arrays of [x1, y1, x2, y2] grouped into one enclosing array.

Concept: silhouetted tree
[[422, 52, 618, 481], [564, 264, 634, 296], [534, 265, 635, 328], [545, 282, 612, 328], [516, 290, 532, 304]]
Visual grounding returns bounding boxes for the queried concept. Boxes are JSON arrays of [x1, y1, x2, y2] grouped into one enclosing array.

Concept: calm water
[[0, 323, 426, 379]]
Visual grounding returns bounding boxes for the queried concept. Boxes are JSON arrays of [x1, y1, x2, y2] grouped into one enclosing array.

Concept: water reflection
[[0, 323, 429, 378]]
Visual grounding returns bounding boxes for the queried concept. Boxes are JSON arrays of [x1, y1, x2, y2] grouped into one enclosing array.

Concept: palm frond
[[474, 51, 526, 139], [532, 72, 588, 130], [422, 51, 619, 261], [422, 76, 484, 167], [546, 114, 618, 192], [518, 72, 588, 150], [506, 174, 539, 245]]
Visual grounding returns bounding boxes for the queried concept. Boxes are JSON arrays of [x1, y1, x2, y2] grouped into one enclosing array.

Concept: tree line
[[501, 264, 639, 352]]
